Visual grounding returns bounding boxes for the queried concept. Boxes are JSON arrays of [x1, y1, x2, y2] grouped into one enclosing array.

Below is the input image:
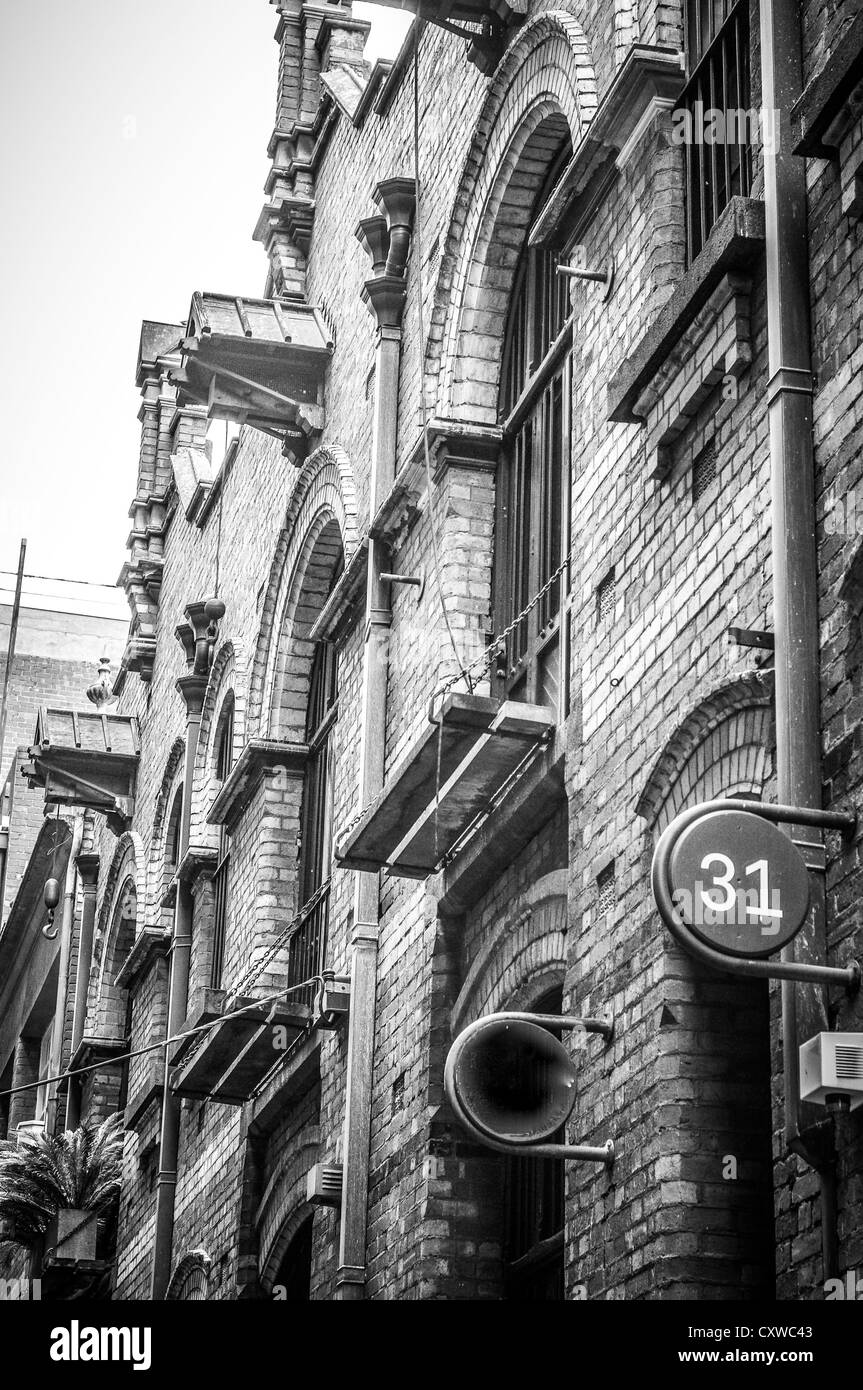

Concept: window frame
[[209, 698, 235, 991], [494, 146, 573, 719], [678, 0, 753, 263]]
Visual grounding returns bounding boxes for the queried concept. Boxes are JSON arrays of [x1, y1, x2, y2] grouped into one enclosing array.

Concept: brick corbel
[[115, 927, 172, 992], [369, 419, 501, 552], [207, 739, 308, 832]]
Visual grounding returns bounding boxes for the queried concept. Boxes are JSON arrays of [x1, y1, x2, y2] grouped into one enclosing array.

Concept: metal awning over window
[[335, 693, 554, 878], [22, 708, 140, 833], [171, 990, 310, 1105], [172, 292, 332, 440], [366, 0, 525, 18]]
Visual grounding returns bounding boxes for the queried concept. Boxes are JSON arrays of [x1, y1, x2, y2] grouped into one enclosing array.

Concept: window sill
[[793, 10, 863, 159], [606, 195, 765, 427]]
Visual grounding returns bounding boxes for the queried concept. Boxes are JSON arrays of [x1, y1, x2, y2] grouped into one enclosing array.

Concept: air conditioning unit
[[799, 1033, 863, 1112], [306, 1163, 343, 1208]]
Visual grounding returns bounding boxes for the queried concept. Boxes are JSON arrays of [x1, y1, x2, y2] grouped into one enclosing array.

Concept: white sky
[[0, 0, 411, 604]]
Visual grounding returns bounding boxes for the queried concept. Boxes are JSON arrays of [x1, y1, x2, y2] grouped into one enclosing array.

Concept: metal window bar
[[290, 634, 339, 1011], [286, 880, 330, 1012], [679, 0, 751, 263], [210, 854, 230, 991], [210, 704, 235, 990]]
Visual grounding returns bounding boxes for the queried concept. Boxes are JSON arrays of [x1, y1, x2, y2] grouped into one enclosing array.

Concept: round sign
[[667, 809, 810, 958]]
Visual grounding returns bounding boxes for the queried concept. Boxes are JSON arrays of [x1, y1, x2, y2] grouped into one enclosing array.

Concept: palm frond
[[0, 1114, 125, 1245]]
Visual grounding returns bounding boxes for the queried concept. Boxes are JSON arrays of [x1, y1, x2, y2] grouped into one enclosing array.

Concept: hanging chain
[[227, 875, 333, 1003], [435, 545, 573, 705]]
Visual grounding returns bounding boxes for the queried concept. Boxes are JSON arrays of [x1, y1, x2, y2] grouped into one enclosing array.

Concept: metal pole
[[0, 539, 27, 775], [45, 817, 83, 1136], [760, 0, 839, 1275], [65, 853, 101, 1130]]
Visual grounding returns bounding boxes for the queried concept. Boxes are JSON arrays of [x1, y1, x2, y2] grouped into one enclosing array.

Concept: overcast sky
[[0, 0, 410, 610]]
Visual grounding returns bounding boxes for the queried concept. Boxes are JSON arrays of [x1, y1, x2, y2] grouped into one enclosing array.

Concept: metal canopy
[[335, 692, 554, 878], [22, 708, 140, 833], [173, 291, 332, 437], [363, 0, 525, 25], [171, 991, 310, 1105]]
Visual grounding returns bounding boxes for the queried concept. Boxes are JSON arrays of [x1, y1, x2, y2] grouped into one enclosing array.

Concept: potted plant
[[0, 1114, 124, 1265]]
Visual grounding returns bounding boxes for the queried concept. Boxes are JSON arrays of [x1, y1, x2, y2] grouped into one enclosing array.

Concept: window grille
[[693, 437, 717, 500], [596, 569, 616, 626], [678, 0, 752, 262], [597, 860, 616, 916]]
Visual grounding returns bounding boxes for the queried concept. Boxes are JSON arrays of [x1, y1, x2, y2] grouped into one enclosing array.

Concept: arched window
[[211, 697, 235, 989], [503, 984, 565, 1300], [290, 633, 339, 1003], [167, 1250, 211, 1301], [496, 143, 572, 718]]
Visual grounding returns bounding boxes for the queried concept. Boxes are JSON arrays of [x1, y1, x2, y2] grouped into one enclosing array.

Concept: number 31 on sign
[[666, 809, 811, 959]]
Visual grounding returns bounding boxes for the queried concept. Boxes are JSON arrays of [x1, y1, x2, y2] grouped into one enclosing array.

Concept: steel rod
[[0, 539, 26, 775]]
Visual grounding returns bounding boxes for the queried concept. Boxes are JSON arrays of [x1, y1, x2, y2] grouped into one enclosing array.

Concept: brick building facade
[[4, 0, 863, 1301]]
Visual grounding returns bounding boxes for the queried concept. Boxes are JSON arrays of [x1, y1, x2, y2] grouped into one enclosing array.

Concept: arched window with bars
[[495, 143, 572, 719], [289, 549, 342, 1006]]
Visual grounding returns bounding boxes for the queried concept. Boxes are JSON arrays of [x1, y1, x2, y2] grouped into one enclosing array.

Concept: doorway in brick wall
[[272, 1214, 314, 1302], [502, 985, 565, 1300]]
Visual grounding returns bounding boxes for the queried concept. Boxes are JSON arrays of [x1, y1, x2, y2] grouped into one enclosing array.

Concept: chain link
[[227, 875, 333, 1003], [435, 545, 573, 703]]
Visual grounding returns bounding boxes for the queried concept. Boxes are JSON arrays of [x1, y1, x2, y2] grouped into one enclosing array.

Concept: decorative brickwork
[[11, 0, 859, 1306]]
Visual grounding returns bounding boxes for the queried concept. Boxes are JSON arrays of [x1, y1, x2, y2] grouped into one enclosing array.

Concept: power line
[[0, 976, 322, 1103], [0, 571, 118, 589]]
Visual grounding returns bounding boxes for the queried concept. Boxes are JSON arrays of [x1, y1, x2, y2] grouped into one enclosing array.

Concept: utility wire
[[0, 977, 322, 1103], [0, 572, 118, 589]]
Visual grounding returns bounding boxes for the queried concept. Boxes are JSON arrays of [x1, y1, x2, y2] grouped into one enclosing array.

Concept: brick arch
[[147, 737, 185, 927], [248, 444, 359, 737], [635, 671, 776, 835], [167, 1248, 212, 1301], [452, 871, 568, 1031], [189, 640, 248, 849], [266, 515, 344, 741], [256, 1122, 321, 1291], [428, 9, 597, 417]]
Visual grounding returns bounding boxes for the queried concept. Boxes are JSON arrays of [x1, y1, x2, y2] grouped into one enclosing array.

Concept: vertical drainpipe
[[335, 185, 415, 1300], [760, 0, 839, 1278], [45, 816, 83, 1136], [151, 604, 214, 1299], [64, 852, 101, 1131]]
